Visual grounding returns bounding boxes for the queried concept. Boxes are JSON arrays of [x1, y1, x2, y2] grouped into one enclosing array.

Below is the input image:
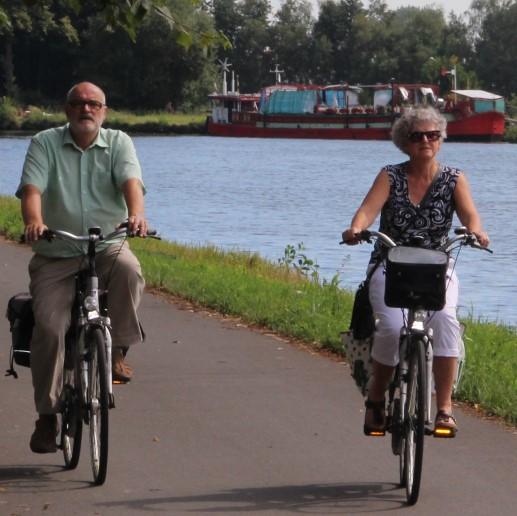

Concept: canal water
[[1, 135, 515, 325]]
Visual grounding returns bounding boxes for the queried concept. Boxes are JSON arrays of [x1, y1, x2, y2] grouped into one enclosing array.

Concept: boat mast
[[270, 64, 284, 84], [218, 58, 231, 95]]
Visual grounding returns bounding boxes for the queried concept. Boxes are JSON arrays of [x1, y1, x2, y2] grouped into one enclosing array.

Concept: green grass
[[1, 195, 515, 424]]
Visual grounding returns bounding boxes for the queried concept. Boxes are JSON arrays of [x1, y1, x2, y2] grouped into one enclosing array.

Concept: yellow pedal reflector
[[367, 431, 386, 437], [434, 427, 455, 437]]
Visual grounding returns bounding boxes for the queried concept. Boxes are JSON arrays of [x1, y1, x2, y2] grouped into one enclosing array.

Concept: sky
[[271, 0, 474, 17]]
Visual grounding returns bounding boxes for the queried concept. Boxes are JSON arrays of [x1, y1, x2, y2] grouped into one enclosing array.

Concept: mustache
[[79, 115, 95, 121]]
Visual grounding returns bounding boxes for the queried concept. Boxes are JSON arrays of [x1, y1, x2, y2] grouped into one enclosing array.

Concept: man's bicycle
[[354, 227, 491, 505], [39, 223, 156, 485]]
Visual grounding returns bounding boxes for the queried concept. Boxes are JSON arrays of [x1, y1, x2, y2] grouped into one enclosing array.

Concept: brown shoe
[[112, 348, 133, 384], [30, 414, 58, 453]]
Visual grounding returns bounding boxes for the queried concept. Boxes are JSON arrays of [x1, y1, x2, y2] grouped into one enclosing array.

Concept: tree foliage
[[2, 0, 516, 110]]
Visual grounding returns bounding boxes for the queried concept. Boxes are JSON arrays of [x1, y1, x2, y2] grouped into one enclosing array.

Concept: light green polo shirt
[[16, 124, 145, 257]]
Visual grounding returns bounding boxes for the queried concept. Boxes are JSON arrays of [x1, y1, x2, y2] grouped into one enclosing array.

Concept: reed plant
[[0, 195, 515, 424]]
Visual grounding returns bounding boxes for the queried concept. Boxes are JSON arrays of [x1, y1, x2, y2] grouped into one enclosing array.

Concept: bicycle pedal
[[433, 427, 457, 438], [364, 428, 386, 437]]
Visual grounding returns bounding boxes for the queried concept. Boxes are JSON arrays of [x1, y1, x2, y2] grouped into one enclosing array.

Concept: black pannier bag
[[350, 280, 375, 340], [385, 246, 448, 311], [6, 292, 34, 372]]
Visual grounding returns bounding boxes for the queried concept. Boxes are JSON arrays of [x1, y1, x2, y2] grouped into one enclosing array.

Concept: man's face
[[65, 83, 107, 139]]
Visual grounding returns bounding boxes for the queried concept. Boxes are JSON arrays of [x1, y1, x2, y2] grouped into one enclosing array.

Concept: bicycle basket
[[385, 246, 448, 310], [6, 292, 34, 368]]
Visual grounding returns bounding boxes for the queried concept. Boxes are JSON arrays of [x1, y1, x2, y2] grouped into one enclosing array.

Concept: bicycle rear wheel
[[403, 340, 426, 505], [87, 327, 109, 485], [61, 367, 83, 469]]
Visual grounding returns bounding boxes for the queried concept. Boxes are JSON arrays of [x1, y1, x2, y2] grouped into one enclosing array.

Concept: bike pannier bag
[[350, 280, 375, 340], [6, 292, 34, 367], [385, 247, 448, 311]]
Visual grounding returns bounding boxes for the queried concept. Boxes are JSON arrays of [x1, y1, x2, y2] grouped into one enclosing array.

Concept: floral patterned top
[[370, 161, 461, 264]]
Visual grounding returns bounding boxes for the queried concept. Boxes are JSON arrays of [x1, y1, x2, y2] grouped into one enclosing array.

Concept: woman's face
[[406, 120, 442, 160]]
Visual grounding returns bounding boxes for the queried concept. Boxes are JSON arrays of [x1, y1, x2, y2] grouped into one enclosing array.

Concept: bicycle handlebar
[[20, 222, 160, 244], [340, 227, 493, 254]]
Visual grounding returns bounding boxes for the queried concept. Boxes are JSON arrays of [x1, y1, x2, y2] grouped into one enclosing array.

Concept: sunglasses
[[408, 130, 441, 142], [68, 100, 106, 111]]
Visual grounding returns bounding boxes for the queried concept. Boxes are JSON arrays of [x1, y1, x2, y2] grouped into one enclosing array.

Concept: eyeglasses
[[67, 100, 106, 111], [407, 130, 441, 142]]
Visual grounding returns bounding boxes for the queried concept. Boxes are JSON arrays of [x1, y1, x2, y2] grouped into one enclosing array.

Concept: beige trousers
[[29, 242, 145, 414]]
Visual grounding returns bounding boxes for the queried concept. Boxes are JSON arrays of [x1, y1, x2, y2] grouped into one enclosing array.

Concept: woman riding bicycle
[[342, 106, 489, 436]]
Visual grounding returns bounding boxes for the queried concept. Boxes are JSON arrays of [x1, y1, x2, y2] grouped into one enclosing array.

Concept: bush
[[504, 125, 517, 143], [19, 106, 65, 130], [0, 97, 20, 130]]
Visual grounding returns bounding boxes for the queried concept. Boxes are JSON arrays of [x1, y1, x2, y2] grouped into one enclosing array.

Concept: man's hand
[[24, 223, 48, 243], [127, 214, 148, 237]]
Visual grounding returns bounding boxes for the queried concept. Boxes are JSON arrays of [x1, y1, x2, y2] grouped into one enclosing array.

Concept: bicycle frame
[[75, 231, 114, 406], [397, 309, 434, 426]]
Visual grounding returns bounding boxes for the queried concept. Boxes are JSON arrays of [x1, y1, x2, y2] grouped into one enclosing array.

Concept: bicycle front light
[[84, 295, 99, 312]]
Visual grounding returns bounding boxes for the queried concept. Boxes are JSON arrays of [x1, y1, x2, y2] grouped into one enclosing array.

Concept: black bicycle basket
[[384, 246, 448, 310]]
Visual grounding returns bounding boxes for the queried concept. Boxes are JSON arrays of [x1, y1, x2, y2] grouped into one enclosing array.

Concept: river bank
[[1, 97, 517, 141], [1, 196, 515, 424], [0, 98, 207, 135]]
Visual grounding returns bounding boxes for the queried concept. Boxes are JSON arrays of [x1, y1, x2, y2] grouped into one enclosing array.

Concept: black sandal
[[364, 398, 386, 436]]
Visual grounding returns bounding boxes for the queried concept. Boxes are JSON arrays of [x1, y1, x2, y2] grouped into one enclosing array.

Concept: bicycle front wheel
[[87, 327, 109, 485], [403, 340, 426, 505], [61, 366, 83, 469]]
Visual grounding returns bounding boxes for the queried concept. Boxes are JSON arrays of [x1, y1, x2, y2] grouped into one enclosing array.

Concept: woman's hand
[[473, 230, 490, 248], [342, 227, 362, 245]]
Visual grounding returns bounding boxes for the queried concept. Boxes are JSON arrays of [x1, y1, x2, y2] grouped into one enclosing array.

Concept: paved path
[[0, 238, 515, 515]]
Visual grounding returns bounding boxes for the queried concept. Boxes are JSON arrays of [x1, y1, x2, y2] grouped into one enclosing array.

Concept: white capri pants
[[368, 262, 461, 367]]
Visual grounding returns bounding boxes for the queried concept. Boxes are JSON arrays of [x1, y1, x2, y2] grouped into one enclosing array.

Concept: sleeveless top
[[370, 162, 461, 264]]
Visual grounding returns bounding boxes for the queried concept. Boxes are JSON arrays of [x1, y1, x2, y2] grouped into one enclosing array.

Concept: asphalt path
[[0, 238, 515, 515]]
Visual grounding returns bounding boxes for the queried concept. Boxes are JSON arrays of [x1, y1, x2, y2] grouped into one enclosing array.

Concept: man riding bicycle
[[16, 82, 148, 454]]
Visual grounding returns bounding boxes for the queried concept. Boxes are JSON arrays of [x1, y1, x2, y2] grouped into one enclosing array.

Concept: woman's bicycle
[[353, 227, 491, 505], [38, 223, 157, 485]]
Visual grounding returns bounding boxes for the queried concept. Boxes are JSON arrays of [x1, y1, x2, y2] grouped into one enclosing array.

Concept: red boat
[[207, 82, 505, 142]]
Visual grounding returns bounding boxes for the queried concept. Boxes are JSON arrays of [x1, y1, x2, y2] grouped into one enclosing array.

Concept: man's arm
[[21, 184, 47, 243], [122, 178, 148, 236]]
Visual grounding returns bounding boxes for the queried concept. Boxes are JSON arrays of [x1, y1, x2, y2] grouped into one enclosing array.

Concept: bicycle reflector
[[433, 427, 456, 438], [366, 430, 386, 437]]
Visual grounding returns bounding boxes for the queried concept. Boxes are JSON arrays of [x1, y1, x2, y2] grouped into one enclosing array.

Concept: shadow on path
[[97, 482, 406, 513]]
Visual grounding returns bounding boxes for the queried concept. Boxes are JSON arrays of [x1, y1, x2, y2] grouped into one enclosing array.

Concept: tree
[[0, 1, 79, 97], [313, 0, 365, 83], [270, 0, 314, 83], [474, 0, 517, 96]]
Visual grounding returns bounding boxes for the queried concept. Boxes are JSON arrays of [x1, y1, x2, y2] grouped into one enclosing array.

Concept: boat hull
[[207, 110, 505, 142]]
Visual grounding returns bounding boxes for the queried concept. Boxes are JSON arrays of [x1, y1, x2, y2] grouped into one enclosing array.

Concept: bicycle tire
[[403, 339, 426, 505], [61, 367, 83, 469], [87, 327, 109, 485]]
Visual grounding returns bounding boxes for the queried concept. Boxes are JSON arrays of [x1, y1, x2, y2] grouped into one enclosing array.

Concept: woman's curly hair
[[391, 106, 447, 154]]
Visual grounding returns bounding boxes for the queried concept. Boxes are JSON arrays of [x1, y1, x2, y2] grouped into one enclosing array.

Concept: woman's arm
[[342, 169, 390, 244], [454, 172, 489, 247]]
